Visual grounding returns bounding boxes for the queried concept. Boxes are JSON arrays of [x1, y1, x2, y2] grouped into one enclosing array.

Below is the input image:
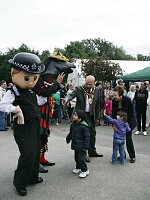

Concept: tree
[[81, 54, 124, 82], [39, 50, 50, 63], [137, 54, 150, 61], [63, 41, 98, 59], [0, 43, 41, 82], [63, 38, 135, 60]]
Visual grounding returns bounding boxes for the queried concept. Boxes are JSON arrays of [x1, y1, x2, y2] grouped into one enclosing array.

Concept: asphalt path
[[0, 120, 150, 200]]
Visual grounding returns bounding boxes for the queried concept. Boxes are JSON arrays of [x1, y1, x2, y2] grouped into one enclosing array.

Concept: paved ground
[[0, 120, 150, 200]]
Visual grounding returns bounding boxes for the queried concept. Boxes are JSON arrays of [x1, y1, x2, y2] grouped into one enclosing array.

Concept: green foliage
[[0, 43, 42, 82], [63, 38, 136, 60], [63, 41, 98, 59], [137, 54, 150, 61], [39, 50, 50, 63], [81, 54, 124, 82]]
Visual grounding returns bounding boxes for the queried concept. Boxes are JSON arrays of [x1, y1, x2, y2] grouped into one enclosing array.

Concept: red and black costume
[[34, 52, 76, 172]]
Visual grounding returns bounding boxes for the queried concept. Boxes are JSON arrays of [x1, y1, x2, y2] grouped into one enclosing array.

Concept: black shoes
[[15, 177, 43, 195], [40, 160, 55, 166], [89, 153, 103, 157], [85, 156, 91, 162], [39, 164, 48, 173], [29, 177, 43, 184], [15, 187, 27, 196], [130, 158, 135, 163]]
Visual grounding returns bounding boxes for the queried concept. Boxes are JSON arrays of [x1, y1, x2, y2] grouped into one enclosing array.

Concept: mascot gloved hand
[[13, 105, 24, 125]]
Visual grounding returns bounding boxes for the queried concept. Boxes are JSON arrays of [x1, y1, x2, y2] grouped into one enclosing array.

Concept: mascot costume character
[[0, 52, 75, 196], [34, 51, 76, 173], [0, 52, 46, 196]]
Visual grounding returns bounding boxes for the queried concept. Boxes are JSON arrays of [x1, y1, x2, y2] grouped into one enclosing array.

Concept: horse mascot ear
[[41, 52, 76, 77]]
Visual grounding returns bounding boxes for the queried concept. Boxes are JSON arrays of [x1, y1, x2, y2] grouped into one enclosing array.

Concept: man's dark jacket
[[66, 86, 100, 121]]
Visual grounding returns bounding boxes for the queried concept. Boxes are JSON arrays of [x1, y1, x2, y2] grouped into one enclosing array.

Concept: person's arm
[[127, 98, 136, 130], [103, 112, 116, 124], [139, 90, 148, 103], [66, 123, 73, 143], [34, 79, 60, 97], [0, 90, 16, 113], [126, 122, 131, 132], [34, 73, 65, 97], [62, 87, 78, 105], [0, 90, 24, 124]]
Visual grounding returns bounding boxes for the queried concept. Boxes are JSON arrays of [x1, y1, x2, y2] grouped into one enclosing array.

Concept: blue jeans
[[112, 138, 125, 164], [0, 111, 7, 130]]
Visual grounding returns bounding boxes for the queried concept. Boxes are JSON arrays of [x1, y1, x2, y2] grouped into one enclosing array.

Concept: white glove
[[13, 105, 24, 125]]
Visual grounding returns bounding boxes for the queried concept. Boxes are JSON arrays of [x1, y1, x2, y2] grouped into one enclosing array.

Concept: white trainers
[[143, 131, 147, 136], [79, 170, 89, 178], [56, 123, 58, 126], [134, 131, 140, 135], [72, 169, 81, 174]]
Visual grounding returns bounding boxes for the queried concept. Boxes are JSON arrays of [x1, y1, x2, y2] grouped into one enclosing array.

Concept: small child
[[104, 110, 131, 164], [103, 94, 112, 126], [66, 110, 90, 178]]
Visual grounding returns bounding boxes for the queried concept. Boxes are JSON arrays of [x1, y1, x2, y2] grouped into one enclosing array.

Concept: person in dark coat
[[134, 82, 148, 136], [112, 86, 137, 163], [95, 81, 105, 126], [66, 110, 90, 178], [63, 75, 103, 162]]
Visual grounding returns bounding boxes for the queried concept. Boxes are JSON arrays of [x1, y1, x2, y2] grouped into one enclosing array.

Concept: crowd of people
[[0, 51, 150, 197]]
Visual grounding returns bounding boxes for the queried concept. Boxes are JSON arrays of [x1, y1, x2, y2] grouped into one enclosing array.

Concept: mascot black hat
[[9, 52, 45, 74]]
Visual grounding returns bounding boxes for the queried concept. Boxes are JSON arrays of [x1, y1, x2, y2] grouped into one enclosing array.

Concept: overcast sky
[[0, 0, 150, 57]]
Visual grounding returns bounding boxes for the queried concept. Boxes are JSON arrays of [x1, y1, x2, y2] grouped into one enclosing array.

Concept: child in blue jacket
[[104, 110, 131, 164], [66, 110, 90, 178]]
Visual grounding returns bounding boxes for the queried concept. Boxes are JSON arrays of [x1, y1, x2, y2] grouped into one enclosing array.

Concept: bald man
[[63, 75, 103, 162]]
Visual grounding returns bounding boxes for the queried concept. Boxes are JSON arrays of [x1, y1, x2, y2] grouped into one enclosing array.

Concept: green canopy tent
[[116, 67, 150, 81]]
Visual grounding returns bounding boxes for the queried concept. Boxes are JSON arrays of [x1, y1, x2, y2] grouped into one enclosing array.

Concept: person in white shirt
[[127, 85, 136, 102], [0, 80, 7, 131]]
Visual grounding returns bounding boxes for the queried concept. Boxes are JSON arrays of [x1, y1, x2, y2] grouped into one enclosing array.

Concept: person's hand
[[56, 72, 65, 84], [61, 98, 68, 106], [95, 119, 99, 127], [83, 149, 87, 152], [113, 125, 117, 132], [13, 105, 24, 125]]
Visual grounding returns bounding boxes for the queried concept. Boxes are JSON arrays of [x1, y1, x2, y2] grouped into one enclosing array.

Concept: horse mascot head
[[41, 51, 76, 84]]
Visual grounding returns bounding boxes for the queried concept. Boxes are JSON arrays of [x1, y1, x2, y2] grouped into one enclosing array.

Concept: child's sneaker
[[134, 131, 140, 135], [143, 131, 147, 136], [72, 169, 81, 174], [79, 170, 89, 178]]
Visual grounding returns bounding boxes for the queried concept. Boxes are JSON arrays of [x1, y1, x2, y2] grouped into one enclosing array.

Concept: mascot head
[[9, 52, 45, 89], [41, 51, 76, 83]]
